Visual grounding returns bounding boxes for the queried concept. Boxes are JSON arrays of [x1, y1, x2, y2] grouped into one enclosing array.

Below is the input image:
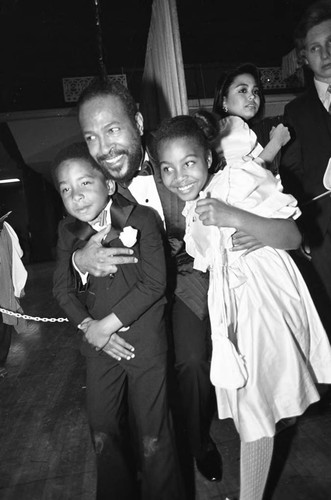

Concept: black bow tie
[[137, 160, 154, 176], [89, 208, 108, 227], [119, 160, 154, 189]]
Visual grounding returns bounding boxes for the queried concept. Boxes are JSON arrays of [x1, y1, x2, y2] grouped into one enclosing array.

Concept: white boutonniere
[[119, 226, 138, 247]]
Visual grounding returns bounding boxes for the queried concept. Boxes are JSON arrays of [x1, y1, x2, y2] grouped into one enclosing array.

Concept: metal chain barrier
[[0, 306, 69, 323]]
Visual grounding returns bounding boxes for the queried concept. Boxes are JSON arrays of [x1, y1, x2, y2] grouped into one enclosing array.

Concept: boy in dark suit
[[52, 142, 183, 499], [280, 0, 331, 336]]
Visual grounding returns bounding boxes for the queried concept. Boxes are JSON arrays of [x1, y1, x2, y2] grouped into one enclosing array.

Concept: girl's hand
[[195, 200, 265, 255], [195, 197, 236, 227], [269, 124, 291, 148]]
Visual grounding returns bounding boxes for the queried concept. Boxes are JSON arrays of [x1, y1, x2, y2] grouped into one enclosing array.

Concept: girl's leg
[[240, 437, 274, 500]]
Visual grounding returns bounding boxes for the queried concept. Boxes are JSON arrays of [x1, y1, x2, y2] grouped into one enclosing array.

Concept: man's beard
[[96, 134, 142, 184]]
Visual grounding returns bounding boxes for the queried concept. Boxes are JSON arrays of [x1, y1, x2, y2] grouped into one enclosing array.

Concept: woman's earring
[[222, 103, 228, 113]]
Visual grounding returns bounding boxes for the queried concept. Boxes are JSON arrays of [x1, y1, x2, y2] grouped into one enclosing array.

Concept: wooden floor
[[1, 262, 331, 500]]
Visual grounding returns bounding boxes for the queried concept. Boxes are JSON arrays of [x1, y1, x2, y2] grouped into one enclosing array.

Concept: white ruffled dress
[[183, 116, 331, 442]]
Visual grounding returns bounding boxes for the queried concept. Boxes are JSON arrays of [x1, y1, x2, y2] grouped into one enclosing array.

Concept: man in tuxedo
[[70, 78, 263, 486], [280, 0, 331, 335]]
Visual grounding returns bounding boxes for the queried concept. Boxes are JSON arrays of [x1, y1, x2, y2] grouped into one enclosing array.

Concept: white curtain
[[281, 48, 298, 79], [139, 0, 188, 131], [281, 48, 304, 86]]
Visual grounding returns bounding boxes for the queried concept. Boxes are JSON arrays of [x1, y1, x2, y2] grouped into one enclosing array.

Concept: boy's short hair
[[295, 1, 331, 61], [51, 142, 102, 191]]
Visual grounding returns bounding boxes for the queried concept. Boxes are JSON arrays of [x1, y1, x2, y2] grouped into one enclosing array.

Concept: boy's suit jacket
[[280, 84, 331, 245], [53, 192, 168, 358]]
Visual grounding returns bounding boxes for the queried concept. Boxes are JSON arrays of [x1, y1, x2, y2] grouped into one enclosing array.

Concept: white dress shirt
[[128, 174, 165, 222], [314, 78, 331, 111]]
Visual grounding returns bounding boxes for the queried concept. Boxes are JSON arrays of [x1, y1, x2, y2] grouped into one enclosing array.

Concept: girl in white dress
[[154, 64, 331, 500]]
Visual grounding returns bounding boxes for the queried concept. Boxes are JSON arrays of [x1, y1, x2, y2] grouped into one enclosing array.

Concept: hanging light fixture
[[94, 0, 107, 79], [62, 1, 127, 103]]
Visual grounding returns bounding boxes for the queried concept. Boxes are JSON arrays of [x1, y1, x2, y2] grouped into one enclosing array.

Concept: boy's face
[[159, 137, 211, 202], [56, 158, 113, 222], [304, 19, 331, 82]]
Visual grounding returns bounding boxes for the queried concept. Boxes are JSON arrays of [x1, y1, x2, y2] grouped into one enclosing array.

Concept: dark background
[[0, 0, 317, 263], [0, 0, 315, 112]]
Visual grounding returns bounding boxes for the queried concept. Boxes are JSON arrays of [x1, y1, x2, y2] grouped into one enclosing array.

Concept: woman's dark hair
[[51, 142, 102, 191], [212, 63, 265, 123], [294, 0, 331, 64]]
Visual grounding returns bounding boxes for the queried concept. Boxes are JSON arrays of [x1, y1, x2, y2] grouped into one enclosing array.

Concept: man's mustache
[[97, 148, 128, 163]]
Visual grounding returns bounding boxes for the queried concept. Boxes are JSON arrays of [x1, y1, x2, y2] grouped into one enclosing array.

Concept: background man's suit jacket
[[280, 83, 331, 324], [280, 83, 331, 244]]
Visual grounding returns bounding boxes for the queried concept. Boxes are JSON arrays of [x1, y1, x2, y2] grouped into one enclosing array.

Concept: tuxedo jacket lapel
[[308, 87, 331, 143], [102, 193, 135, 246], [111, 194, 134, 230], [66, 219, 97, 241], [117, 183, 137, 203]]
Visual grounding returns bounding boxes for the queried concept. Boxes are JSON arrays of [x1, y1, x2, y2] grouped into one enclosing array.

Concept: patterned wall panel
[[62, 75, 127, 103], [260, 67, 286, 90]]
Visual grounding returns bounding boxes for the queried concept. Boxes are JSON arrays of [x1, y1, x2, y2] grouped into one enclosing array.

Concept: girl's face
[[223, 73, 261, 121], [158, 137, 211, 201]]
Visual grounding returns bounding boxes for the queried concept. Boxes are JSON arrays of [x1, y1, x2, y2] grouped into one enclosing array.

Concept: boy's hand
[[269, 124, 291, 148], [74, 226, 138, 277], [102, 332, 135, 361], [79, 319, 135, 361], [78, 316, 93, 333]]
